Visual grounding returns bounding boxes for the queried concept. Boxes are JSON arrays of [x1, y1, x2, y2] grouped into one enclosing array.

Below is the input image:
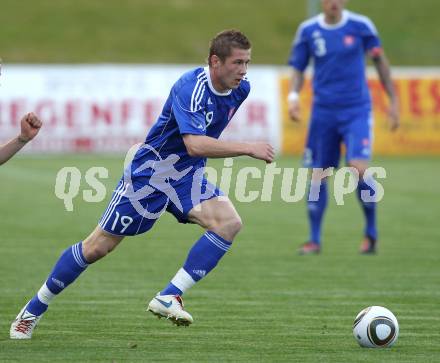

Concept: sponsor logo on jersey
[[312, 30, 321, 38], [344, 35, 355, 46]]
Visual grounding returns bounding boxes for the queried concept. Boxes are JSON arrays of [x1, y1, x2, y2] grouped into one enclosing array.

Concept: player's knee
[[82, 233, 120, 263], [348, 161, 368, 177], [356, 168, 367, 178], [85, 242, 117, 262], [230, 215, 243, 235], [215, 215, 243, 241]]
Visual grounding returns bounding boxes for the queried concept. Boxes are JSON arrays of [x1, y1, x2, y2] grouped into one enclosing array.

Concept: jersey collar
[[318, 9, 349, 30], [204, 66, 232, 96]]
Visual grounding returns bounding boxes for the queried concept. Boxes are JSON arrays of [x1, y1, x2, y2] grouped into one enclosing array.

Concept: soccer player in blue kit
[[287, 0, 399, 255], [10, 30, 274, 339]]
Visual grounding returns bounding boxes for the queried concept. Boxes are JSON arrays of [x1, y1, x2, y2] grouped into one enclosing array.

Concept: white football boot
[[147, 294, 193, 326], [10, 304, 41, 339]]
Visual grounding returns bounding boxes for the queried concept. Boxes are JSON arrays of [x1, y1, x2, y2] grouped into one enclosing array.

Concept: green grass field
[[1, 0, 439, 65], [0, 155, 439, 362]]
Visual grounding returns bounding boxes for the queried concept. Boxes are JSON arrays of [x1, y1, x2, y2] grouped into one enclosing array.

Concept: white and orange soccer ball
[[353, 306, 399, 348]]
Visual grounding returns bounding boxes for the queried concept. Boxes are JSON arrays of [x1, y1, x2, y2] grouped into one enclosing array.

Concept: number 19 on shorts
[[111, 212, 134, 234]]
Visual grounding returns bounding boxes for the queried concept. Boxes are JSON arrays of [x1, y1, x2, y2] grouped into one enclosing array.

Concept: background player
[[0, 112, 42, 165], [10, 29, 274, 339], [287, 0, 399, 254]]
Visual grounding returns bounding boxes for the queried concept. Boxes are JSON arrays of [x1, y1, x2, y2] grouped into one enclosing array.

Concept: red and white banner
[[0, 65, 280, 153], [3, 65, 438, 155]]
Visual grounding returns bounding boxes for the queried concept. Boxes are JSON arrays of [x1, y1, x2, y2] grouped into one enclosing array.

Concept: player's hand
[[288, 99, 301, 122], [19, 112, 42, 142], [388, 99, 400, 132], [249, 143, 275, 163]]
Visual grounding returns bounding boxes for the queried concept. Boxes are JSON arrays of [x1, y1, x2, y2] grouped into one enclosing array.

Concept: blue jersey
[[99, 67, 250, 236], [132, 66, 250, 176], [288, 10, 381, 108]]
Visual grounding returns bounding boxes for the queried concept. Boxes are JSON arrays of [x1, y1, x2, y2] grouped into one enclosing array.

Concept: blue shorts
[[303, 104, 373, 168], [98, 171, 222, 236]]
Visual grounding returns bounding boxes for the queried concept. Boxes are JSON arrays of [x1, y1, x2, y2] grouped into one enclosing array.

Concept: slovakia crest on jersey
[[344, 35, 355, 46], [228, 107, 236, 121]]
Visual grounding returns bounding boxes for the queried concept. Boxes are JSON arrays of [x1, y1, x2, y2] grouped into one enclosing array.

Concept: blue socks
[[161, 282, 184, 296], [26, 242, 89, 316], [357, 179, 378, 241], [183, 231, 232, 281], [25, 233, 233, 315], [307, 181, 328, 245], [304, 176, 377, 245], [161, 231, 232, 296]]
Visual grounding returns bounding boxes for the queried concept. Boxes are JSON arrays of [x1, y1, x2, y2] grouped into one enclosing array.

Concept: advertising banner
[[280, 68, 440, 156], [2, 65, 439, 155], [0, 65, 280, 153]]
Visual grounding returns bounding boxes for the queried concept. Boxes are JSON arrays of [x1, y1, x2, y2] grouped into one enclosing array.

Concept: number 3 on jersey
[[111, 211, 133, 233], [314, 38, 327, 57]]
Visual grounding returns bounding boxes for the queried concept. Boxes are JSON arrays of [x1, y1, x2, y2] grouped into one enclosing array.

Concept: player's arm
[[0, 112, 42, 165], [288, 68, 305, 122], [287, 23, 310, 123], [371, 50, 400, 131], [183, 134, 274, 163], [174, 78, 273, 163]]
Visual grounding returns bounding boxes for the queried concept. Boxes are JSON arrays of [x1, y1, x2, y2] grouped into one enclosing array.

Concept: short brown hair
[[208, 30, 251, 66]]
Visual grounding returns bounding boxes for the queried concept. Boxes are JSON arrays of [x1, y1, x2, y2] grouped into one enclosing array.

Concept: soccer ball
[[353, 306, 399, 348]]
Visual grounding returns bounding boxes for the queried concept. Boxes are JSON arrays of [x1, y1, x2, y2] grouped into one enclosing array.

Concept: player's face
[[321, 0, 346, 18], [212, 48, 251, 91]]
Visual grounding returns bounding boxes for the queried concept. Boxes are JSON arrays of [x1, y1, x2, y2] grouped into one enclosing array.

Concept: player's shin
[[25, 241, 89, 316], [357, 179, 378, 241], [307, 180, 328, 244], [160, 231, 232, 296]]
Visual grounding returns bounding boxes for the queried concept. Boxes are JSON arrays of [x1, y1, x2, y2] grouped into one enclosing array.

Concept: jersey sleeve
[[172, 80, 207, 135], [288, 24, 310, 72], [359, 16, 382, 53]]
